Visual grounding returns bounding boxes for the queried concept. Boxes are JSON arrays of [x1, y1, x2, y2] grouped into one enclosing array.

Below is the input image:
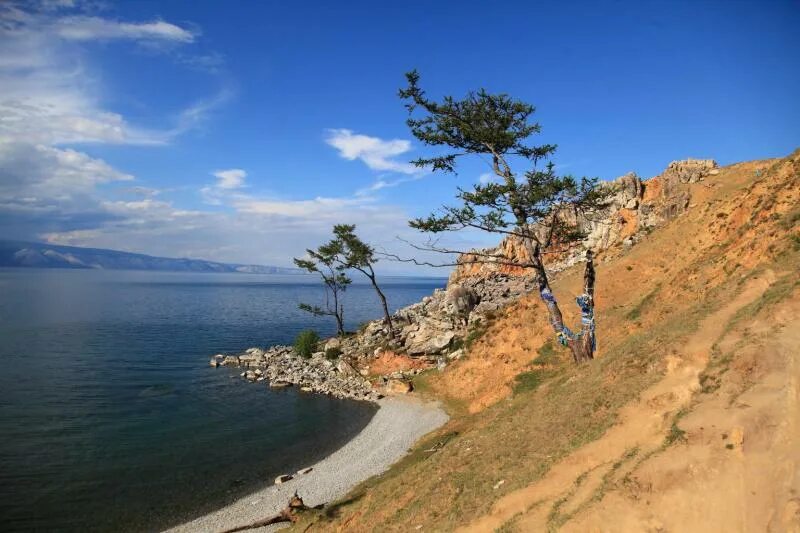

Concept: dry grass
[[292, 150, 799, 532]]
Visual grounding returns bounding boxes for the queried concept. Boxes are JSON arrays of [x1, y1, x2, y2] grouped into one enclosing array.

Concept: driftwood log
[[221, 492, 318, 533]]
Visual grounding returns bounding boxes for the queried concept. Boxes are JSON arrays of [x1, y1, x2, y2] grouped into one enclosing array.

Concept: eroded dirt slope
[[295, 150, 800, 532]]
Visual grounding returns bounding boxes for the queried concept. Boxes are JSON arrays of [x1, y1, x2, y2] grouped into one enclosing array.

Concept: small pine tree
[[294, 244, 351, 337], [331, 224, 395, 337], [294, 330, 320, 358]]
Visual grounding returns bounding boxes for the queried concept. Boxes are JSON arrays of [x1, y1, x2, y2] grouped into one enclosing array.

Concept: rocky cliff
[[449, 158, 719, 283]]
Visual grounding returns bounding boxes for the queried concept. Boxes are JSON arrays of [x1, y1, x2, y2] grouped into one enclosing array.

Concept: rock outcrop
[[211, 346, 381, 401], [449, 158, 719, 282]]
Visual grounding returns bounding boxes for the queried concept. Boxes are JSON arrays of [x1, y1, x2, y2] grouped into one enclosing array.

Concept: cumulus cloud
[[213, 169, 247, 189], [0, 143, 132, 201], [325, 128, 418, 174]]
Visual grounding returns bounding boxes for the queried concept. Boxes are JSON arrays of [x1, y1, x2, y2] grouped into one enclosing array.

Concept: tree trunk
[[333, 290, 345, 336], [579, 250, 596, 360], [528, 239, 595, 364], [368, 274, 395, 337]]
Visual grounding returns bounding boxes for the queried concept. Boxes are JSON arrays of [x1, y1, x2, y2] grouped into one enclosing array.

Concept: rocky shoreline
[[210, 345, 384, 402]]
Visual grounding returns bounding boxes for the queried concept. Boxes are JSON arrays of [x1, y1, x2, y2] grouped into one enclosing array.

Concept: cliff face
[[448, 158, 719, 283]]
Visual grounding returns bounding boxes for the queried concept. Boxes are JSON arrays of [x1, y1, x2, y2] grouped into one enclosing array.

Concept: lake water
[[0, 268, 445, 532]]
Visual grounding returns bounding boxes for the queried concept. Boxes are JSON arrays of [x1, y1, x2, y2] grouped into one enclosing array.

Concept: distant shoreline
[[0, 266, 449, 281], [166, 396, 448, 533]]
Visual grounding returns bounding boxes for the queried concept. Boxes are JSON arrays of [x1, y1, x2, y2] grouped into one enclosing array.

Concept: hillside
[[292, 149, 800, 531], [0, 240, 301, 274]]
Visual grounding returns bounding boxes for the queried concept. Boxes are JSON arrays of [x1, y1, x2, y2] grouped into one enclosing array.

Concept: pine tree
[[293, 243, 351, 337], [399, 70, 612, 362]]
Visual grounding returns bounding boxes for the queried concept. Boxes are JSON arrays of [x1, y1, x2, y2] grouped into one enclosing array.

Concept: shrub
[[533, 340, 559, 365], [513, 369, 546, 394], [325, 346, 343, 360], [294, 330, 320, 358]]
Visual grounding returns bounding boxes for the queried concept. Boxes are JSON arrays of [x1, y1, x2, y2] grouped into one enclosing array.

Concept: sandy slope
[[460, 270, 800, 531]]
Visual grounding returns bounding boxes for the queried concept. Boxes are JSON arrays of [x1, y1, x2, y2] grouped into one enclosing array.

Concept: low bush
[[294, 330, 320, 358], [325, 346, 343, 360]]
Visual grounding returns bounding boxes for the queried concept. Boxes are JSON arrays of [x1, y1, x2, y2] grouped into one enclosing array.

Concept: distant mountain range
[[0, 240, 302, 274]]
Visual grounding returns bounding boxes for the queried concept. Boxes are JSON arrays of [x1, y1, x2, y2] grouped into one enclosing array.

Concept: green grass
[[779, 205, 800, 230], [625, 284, 661, 320], [533, 339, 560, 364], [513, 369, 548, 394], [464, 322, 489, 349], [664, 408, 689, 446]]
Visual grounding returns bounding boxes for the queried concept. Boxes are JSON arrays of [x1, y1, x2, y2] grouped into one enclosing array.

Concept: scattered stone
[[385, 379, 413, 395], [493, 479, 506, 490], [324, 337, 341, 351], [336, 359, 358, 377], [448, 349, 464, 361], [221, 355, 240, 367]]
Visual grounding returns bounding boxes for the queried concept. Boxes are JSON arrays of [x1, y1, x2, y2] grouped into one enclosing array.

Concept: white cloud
[[0, 2, 225, 146], [53, 16, 195, 43], [213, 168, 246, 189], [0, 143, 132, 201], [325, 128, 417, 174], [355, 174, 427, 197], [478, 172, 496, 184]]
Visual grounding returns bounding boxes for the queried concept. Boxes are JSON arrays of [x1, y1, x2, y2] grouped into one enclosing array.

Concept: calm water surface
[[0, 268, 445, 531]]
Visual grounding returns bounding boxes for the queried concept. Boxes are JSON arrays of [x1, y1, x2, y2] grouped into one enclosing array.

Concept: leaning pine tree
[[330, 224, 396, 338], [399, 70, 612, 363], [293, 243, 351, 337]]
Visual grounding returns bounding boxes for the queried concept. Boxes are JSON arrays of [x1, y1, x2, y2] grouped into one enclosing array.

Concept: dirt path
[[459, 271, 798, 532]]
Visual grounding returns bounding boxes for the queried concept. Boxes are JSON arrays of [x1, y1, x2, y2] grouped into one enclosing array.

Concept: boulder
[[446, 284, 479, 318], [220, 355, 240, 366], [406, 327, 455, 355], [324, 337, 341, 351], [447, 348, 465, 361], [336, 360, 358, 377], [385, 379, 413, 394]]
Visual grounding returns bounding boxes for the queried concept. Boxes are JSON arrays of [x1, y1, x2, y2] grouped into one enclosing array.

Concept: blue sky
[[1, 0, 798, 273]]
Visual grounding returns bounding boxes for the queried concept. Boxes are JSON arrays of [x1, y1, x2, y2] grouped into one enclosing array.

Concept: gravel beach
[[165, 396, 448, 533]]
